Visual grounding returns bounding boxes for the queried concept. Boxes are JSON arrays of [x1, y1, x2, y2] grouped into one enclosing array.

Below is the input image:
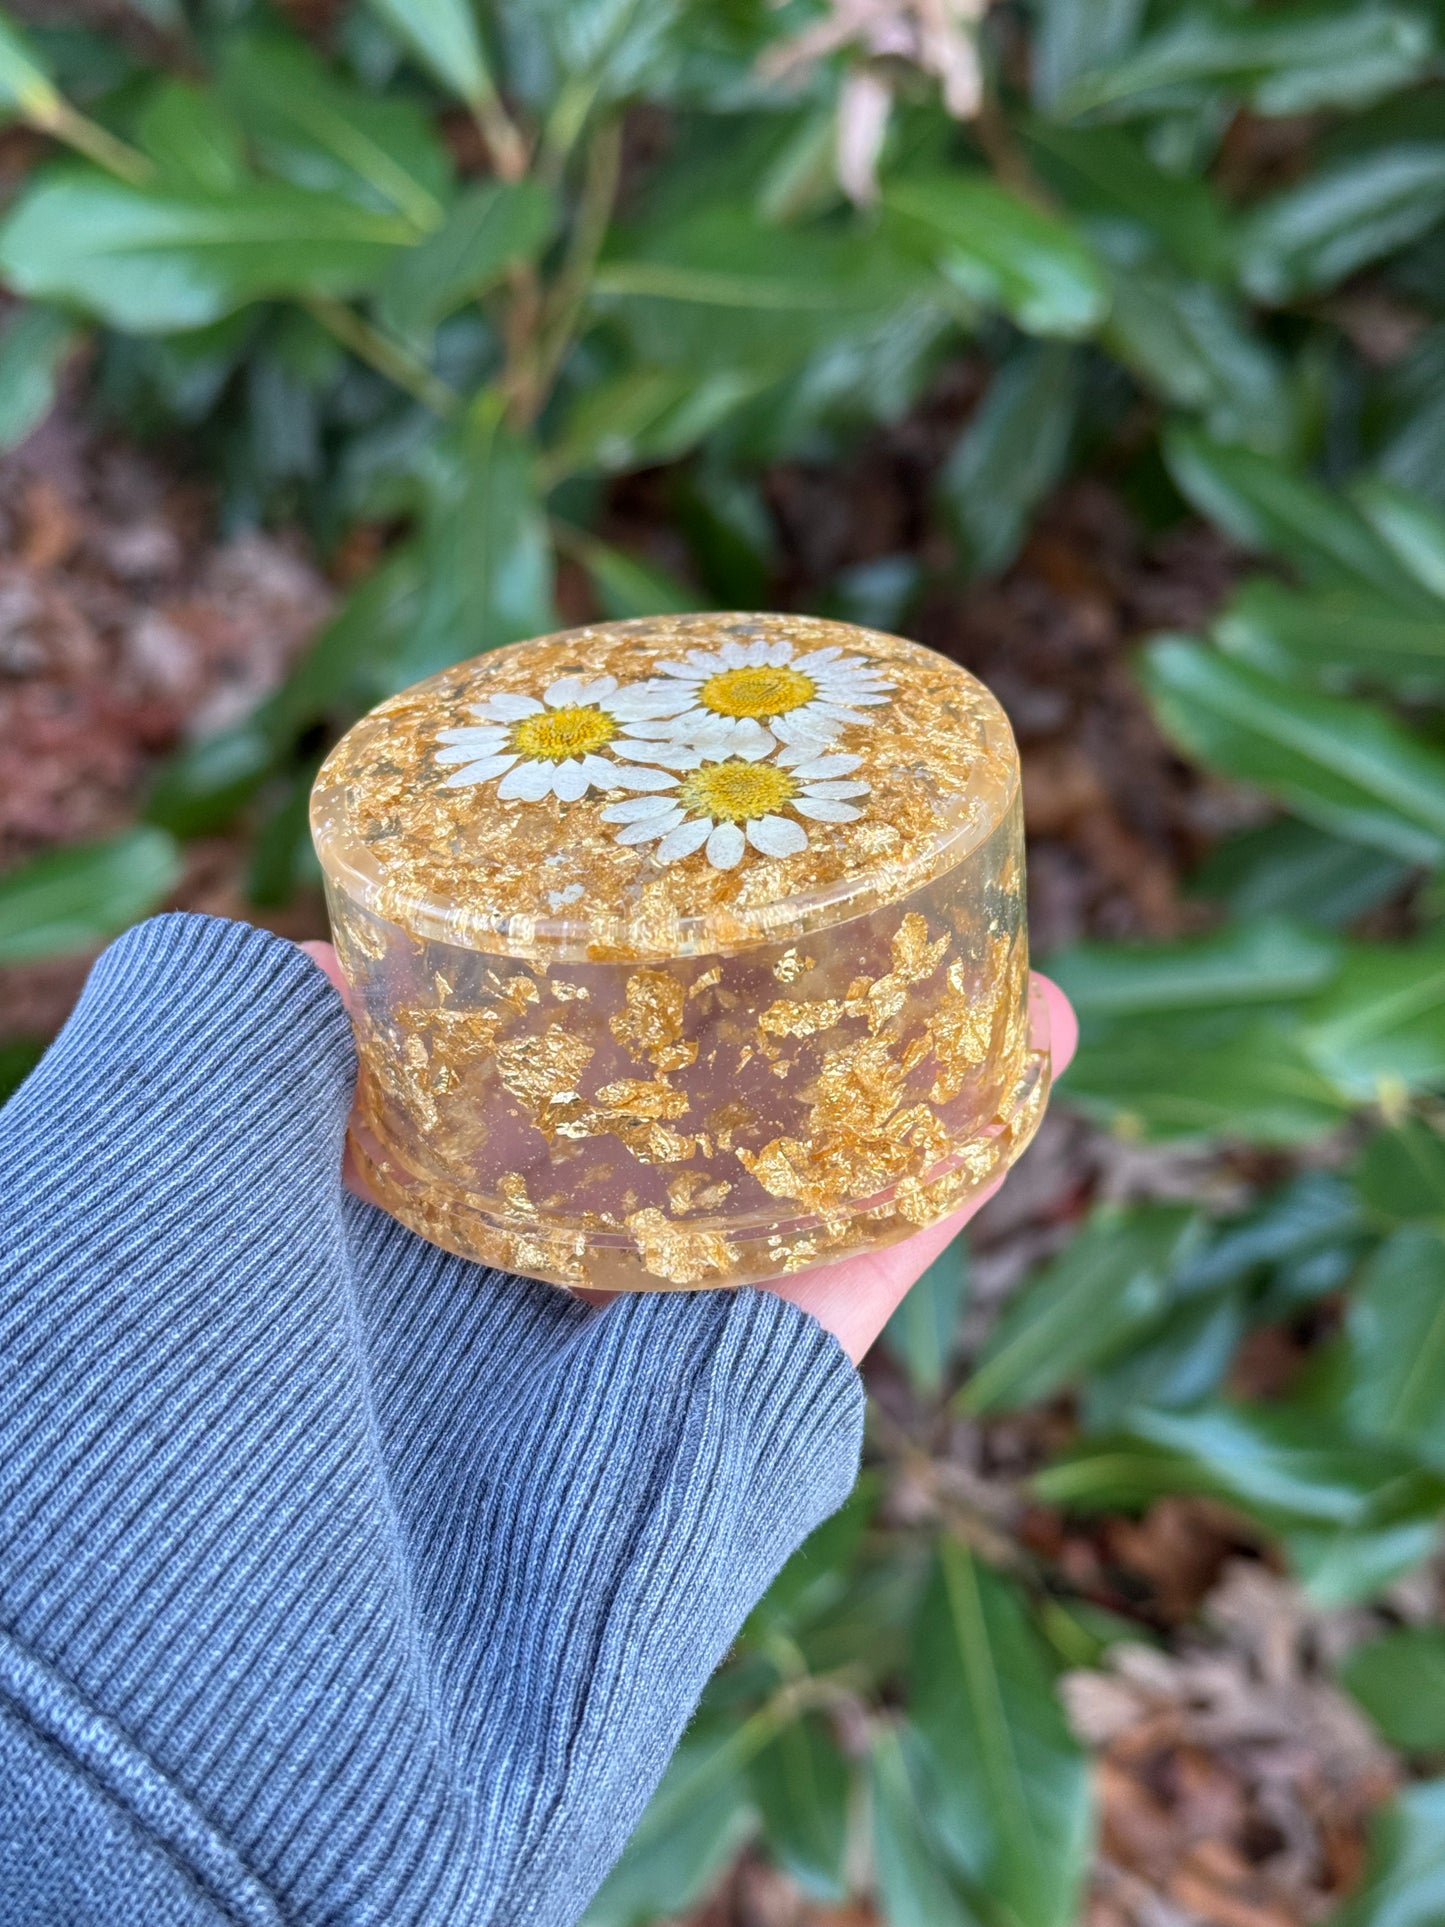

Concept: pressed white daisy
[[613, 635, 895, 755], [435, 675, 676, 803], [600, 738, 871, 870]]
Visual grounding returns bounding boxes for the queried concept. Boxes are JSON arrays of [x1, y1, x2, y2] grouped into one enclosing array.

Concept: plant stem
[[471, 91, 530, 184], [42, 98, 154, 185], [304, 299, 460, 418], [526, 118, 623, 421]]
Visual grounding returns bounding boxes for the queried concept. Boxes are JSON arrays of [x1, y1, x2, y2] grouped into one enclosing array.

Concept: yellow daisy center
[[511, 704, 617, 762], [680, 761, 797, 824], [699, 664, 816, 720]]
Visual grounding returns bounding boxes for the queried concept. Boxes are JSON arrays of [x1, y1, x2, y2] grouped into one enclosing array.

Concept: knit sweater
[[0, 913, 864, 1926]]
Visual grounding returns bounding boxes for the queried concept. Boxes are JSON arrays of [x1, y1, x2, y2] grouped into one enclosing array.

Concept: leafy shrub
[[2, 0, 1445, 1919]]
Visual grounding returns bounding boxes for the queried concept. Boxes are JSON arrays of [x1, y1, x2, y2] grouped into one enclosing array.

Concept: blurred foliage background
[[2, 0, 1445, 1922]]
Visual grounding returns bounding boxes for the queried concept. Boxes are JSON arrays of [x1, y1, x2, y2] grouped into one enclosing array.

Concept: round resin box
[[310, 614, 1049, 1291]]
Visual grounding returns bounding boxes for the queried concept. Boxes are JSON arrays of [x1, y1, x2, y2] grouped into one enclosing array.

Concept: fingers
[[762, 971, 1077, 1364]]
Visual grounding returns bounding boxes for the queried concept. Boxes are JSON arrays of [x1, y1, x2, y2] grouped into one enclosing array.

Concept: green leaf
[[962, 1207, 1196, 1413], [1285, 1515, 1442, 1606], [218, 32, 451, 230], [1063, 1013, 1351, 1143], [561, 529, 702, 622], [869, 1726, 983, 1927], [0, 303, 77, 451], [938, 342, 1079, 577], [1057, 7, 1435, 120], [1181, 1169, 1365, 1295], [1241, 143, 1445, 303], [1164, 429, 1425, 600], [748, 1713, 851, 1901], [377, 178, 556, 335], [1353, 477, 1445, 603], [1189, 820, 1411, 928], [748, 1472, 879, 1636], [1023, 120, 1231, 279], [1355, 1119, 1445, 1222], [550, 364, 760, 478], [1304, 934, 1445, 1098], [1104, 269, 1291, 452], [1216, 577, 1445, 695], [0, 828, 180, 963], [909, 1543, 1091, 1927], [1345, 1227, 1445, 1462], [0, 169, 414, 333], [581, 1713, 760, 1927], [1030, 0, 1145, 114], [885, 174, 1110, 339], [1143, 638, 1445, 867], [1339, 1629, 1445, 1751], [1082, 1291, 1247, 1430], [884, 1232, 969, 1399], [136, 80, 247, 193], [1048, 918, 1341, 1017], [0, 7, 61, 124], [1327, 1779, 1445, 1927], [402, 395, 555, 681], [363, 0, 496, 110]]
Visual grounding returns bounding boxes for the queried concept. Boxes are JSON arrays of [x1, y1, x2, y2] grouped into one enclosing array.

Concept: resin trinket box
[[310, 614, 1049, 1291]]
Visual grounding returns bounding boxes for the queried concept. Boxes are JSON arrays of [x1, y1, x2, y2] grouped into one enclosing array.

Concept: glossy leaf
[[1345, 1228, 1445, 1461], [746, 1472, 879, 1637], [1355, 1119, 1445, 1222], [1339, 1629, 1445, 1751], [1143, 637, 1445, 867], [218, 32, 451, 229], [1105, 269, 1290, 452], [363, 0, 495, 110], [869, 1726, 982, 1927], [550, 365, 760, 478], [1286, 1516, 1442, 1607], [938, 343, 1079, 577], [378, 178, 556, 334], [885, 174, 1110, 339], [1057, 7, 1434, 119], [1030, 0, 1146, 115], [884, 1231, 969, 1399], [0, 7, 59, 123], [1189, 820, 1411, 927], [1328, 1778, 1445, 1927], [1082, 1291, 1247, 1431], [1216, 576, 1445, 694], [1304, 935, 1445, 1097], [961, 1207, 1195, 1413], [1354, 477, 1445, 602], [1241, 144, 1445, 302], [748, 1713, 851, 1900], [402, 395, 555, 681], [1024, 120, 1232, 278], [0, 828, 180, 963], [564, 530, 702, 622], [1164, 429, 1425, 599], [0, 303, 77, 450], [1048, 918, 1341, 1017], [0, 169, 414, 332], [136, 80, 247, 192], [910, 1542, 1091, 1927]]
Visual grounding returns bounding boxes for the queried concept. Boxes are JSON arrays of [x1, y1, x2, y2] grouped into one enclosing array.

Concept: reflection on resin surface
[[312, 614, 1049, 1290]]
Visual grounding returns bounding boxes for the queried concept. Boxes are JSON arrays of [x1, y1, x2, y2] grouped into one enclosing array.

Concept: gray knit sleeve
[[0, 913, 864, 1927]]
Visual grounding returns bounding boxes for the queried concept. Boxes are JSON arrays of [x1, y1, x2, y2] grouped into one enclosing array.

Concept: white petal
[[486, 693, 544, 721], [727, 721, 774, 761], [619, 740, 704, 771], [786, 752, 863, 780], [656, 817, 712, 863], [576, 675, 618, 703], [656, 659, 707, 681], [612, 715, 691, 740], [809, 702, 874, 727], [437, 724, 508, 750], [792, 647, 842, 670], [497, 759, 555, 801], [551, 759, 591, 802], [747, 815, 807, 858], [794, 799, 862, 822], [609, 762, 682, 792], [442, 755, 518, 786], [685, 648, 727, 672], [718, 641, 750, 667], [803, 779, 871, 800], [616, 810, 686, 845], [544, 676, 588, 707], [772, 711, 841, 747], [765, 639, 794, 665], [609, 686, 691, 721], [436, 740, 507, 765], [742, 639, 770, 666], [706, 821, 746, 869], [603, 793, 682, 824]]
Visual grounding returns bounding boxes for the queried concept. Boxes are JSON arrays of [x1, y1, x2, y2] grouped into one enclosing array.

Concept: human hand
[[301, 940, 1075, 1367]]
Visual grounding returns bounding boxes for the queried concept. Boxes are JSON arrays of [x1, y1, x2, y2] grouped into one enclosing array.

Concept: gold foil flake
[[625, 1208, 736, 1285], [668, 1172, 733, 1213], [760, 996, 846, 1039], [688, 966, 722, 998], [549, 980, 590, 1001], [772, 949, 815, 984], [495, 1024, 595, 1118], [707, 1098, 755, 1150], [499, 1171, 538, 1220], [593, 1077, 689, 1119], [611, 969, 687, 1067]]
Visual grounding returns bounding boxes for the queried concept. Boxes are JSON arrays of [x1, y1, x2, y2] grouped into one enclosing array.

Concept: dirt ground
[[0, 390, 1404, 1927]]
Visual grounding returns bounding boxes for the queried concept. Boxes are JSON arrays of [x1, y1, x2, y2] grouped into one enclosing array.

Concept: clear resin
[[311, 614, 1049, 1290]]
